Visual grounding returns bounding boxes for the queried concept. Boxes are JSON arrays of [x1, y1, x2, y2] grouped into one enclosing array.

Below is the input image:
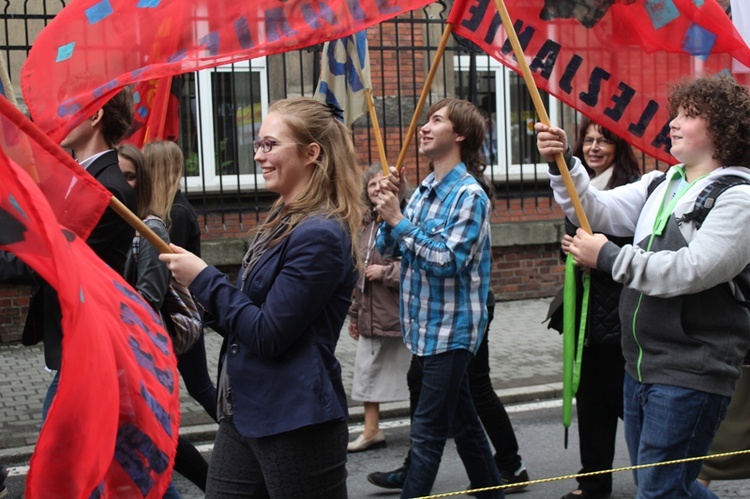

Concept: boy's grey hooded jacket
[[550, 159, 750, 397]]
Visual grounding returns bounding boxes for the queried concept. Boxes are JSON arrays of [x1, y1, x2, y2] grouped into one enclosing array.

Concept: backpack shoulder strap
[[646, 172, 667, 198], [674, 175, 750, 309], [678, 175, 750, 230]]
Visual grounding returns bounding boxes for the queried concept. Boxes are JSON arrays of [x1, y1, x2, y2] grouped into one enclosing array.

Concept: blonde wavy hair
[[142, 140, 184, 226], [260, 97, 365, 266]]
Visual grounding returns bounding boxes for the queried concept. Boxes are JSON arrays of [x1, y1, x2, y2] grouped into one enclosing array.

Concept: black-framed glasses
[[582, 137, 615, 147], [252, 138, 303, 154]]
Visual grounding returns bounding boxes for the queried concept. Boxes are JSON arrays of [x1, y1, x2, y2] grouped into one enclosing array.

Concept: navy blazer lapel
[[240, 237, 287, 290]]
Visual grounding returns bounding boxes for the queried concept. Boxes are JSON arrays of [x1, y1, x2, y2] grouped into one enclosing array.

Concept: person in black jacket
[[0, 87, 136, 421], [556, 118, 640, 499], [170, 191, 217, 420], [140, 140, 218, 421], [119, 141, 192, 498], [142, 141, 219, 494]]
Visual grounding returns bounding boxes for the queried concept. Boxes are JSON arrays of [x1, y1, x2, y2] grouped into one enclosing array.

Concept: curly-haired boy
[[536, 74, 750, 498]]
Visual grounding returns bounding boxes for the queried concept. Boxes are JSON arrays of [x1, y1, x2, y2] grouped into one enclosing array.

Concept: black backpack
[[647, 173, 750, 229]]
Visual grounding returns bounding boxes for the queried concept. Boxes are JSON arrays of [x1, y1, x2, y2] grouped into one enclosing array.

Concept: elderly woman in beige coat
[[347, 164, 411, 452]]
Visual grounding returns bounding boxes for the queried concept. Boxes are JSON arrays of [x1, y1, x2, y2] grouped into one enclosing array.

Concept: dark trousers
[[575, 344, 624, 493], [206, 419, 348, 498], [173, 334, 216, 490], [468, 329, 522, 474], [406, 327, 523, 475], [175, 435, 208, 491], [177, 334, 218, 422], [402, 350, 502, 499]]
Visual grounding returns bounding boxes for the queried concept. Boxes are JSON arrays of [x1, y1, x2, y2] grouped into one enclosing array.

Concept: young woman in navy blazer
[[161, 97, 364, 498]]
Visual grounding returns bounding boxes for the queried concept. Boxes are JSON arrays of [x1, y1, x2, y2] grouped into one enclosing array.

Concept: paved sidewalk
[[0, 297, 562, 460]]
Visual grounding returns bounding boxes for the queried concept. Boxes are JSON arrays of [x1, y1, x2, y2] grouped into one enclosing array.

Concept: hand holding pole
[[491, 0, 591, 234]]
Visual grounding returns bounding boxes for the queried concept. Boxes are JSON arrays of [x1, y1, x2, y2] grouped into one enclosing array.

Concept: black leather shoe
[[0, 467, 7, 499], [367, 465, 407, 489], [500, 463, 530, 494]]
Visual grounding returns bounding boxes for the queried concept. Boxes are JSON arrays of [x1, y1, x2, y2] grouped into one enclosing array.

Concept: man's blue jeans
[[401, 349, 502, 499], [41, 370, 60, 423], [623, 373, 729, 499]]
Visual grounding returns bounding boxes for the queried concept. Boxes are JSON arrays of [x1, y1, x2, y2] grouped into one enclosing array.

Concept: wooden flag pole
[[346, 31, 390, 177], [365, 88, 390, 176], [346, 32, 392, 214], [109, 196, 174, 254], [491, 0, 591, 234], [394, 24, 454, 174]]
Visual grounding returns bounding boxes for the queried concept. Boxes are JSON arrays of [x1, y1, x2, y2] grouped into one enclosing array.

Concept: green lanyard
[[648, 168, 708, 249]]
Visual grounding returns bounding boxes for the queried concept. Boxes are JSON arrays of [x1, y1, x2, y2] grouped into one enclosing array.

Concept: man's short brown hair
[[101, 86, 134, 147]]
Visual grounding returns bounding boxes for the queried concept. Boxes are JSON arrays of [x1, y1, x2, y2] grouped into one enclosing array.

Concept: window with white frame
[[454, 55, 560, 182], [180, 59, 269, 191]]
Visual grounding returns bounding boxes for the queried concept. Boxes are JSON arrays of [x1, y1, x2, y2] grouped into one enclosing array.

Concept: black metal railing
[[2, 0, 665, 234]]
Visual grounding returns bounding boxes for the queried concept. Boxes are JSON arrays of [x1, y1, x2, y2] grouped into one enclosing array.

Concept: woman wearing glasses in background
[[555, 117, 641, 499], [160, 98, 364, 498]]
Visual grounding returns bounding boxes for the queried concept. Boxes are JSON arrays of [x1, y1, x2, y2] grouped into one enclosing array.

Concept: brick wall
[[0, 285, 29, 343], [0, 183, 567, 344], [0, 238, 565, 344], [492, 244, 563, 301]]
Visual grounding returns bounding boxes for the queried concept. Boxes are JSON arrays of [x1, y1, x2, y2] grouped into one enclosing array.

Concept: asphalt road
[[5, 400, 750, 498]]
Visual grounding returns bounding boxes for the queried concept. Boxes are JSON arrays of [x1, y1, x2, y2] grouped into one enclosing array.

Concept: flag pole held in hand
[[490, 0, 591, 234], [109, 196, 173, 254], [394, 25, 454, 175]]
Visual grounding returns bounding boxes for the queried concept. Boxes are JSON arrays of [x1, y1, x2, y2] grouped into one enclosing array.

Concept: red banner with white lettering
[[21, 0, 433, 144], [0, 130, 179, 497], [449, 0, 750, 163]]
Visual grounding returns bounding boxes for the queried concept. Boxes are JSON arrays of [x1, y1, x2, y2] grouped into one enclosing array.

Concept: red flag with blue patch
[[21, 0, 434, 144], [0, 90, 111, 240], [448, 0, 750, 163], [124, 76, 182, 148], [0, 109, 179, 498]]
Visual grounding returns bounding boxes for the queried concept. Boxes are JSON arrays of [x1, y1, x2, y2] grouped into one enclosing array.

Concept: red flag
[[0, 95, 110, 240], [21, 0, 434, 143], [449, 0, 750, 163], [0, 142, 179, 497], [730, 0, 750, 74], [124, 76, 182, 148]]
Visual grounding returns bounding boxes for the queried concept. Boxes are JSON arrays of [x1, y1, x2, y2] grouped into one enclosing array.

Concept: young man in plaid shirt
[[376, 98, 503, 499]]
